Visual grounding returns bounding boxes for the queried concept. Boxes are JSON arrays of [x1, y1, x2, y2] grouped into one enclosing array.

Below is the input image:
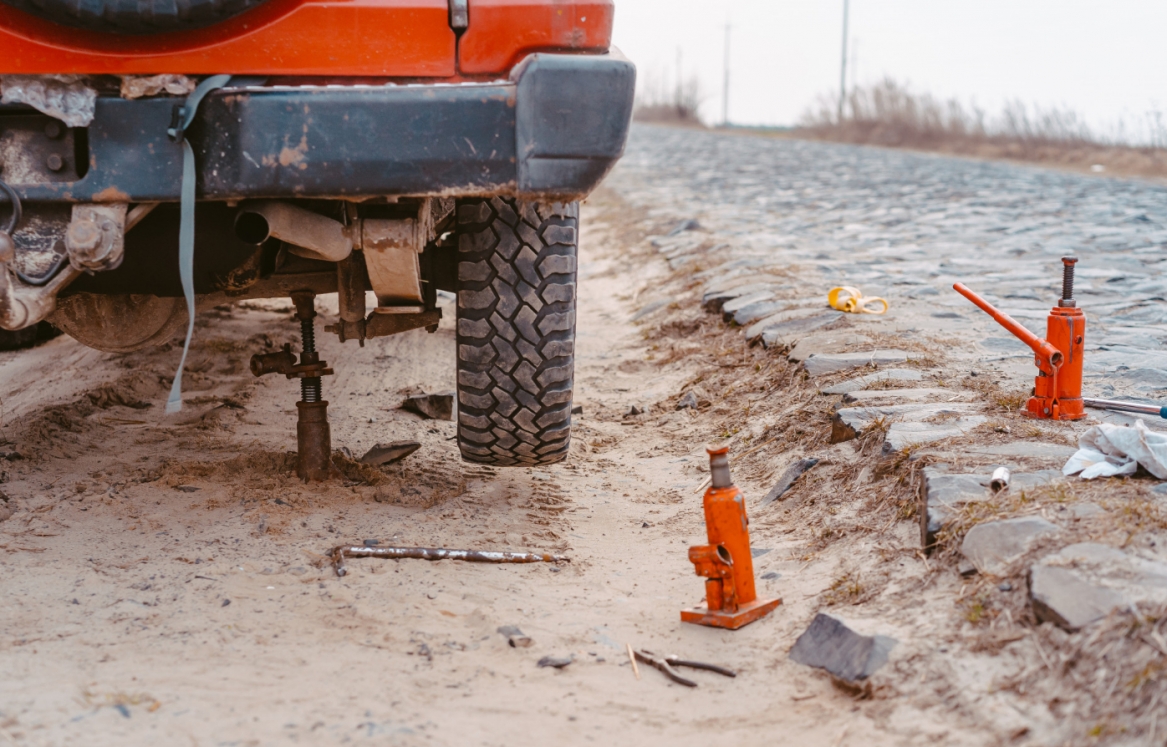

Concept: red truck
[[0, 0, 634, 475]]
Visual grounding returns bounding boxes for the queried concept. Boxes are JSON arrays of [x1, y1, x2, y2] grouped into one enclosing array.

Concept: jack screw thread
[[1061, 256, 1078, 301], [299, 316, 322, 403]]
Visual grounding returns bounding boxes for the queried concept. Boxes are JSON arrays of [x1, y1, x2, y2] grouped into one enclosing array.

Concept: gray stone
[[960, 517, 1061, 576], [721, 291, 775, 320], [789, 613, 897, 682], [676, 391, 699, 410], [831, 402, 981, 443], [1029, 542, 1167, 630], [819, 368, 924, 395], [631, 298, 674, 321], [667, 218, 700, 236], [920, 468, 1063, 550], [760, 458, 819, 505], [802, 350, 913, 376], [756, 311, 844, 348], [702, 282, 776, 312], [920, 469, 990, 550], [401, 392, 455, 420], [842, 388, 973, 405], [360, 441, 422, 466], [788, 334, 871, 363], [961, 442, 1078, 461], [537, 655, 573, 669], [883, 416, 988, 452]]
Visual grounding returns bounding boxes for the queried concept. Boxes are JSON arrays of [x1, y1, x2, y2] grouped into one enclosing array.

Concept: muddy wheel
[[50, 293, 187, 353], [454, 197, 577, 466]]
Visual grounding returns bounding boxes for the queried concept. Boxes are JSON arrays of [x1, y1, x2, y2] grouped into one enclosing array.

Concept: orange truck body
[[0, 0, 614, 77]]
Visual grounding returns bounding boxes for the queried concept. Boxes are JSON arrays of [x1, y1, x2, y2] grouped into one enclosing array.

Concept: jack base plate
[[681, 597, 782, 630]]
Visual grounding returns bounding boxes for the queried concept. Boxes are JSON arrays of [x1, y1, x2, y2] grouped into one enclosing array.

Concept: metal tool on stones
[[330, 545, 569, 576], [1083, 398, 1167, 419], [828, 286, 888, 315], [631, 649, 737, 688], [682, 446, 782, 629], [250, 290, 336, 481], [954, 257, 1085, 420]]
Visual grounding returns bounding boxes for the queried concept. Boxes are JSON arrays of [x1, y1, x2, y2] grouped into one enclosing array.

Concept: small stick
[[627, 643, 640, 680], [330, 545, 569, 577]]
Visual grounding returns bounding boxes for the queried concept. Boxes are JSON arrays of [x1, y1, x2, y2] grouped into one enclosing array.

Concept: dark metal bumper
[[8, 51, 635, 204]]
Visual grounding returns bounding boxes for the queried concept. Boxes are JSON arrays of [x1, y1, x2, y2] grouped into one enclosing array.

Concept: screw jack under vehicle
[[249, 290, 337, 481]]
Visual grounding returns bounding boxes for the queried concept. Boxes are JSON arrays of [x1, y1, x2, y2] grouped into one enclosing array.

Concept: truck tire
[[455, 197, 577, 466], [1, 0, 267, 34]]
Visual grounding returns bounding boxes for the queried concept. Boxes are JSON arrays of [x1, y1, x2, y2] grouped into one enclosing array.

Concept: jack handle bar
[[952, 283, 1063, 368]]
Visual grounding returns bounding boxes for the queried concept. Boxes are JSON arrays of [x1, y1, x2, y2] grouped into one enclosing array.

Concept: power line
[[838, 0, 849, 123], [722, 23, 731, 127]]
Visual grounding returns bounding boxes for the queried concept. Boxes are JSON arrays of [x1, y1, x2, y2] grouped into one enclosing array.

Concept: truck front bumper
[[7, 51, 635, 204]]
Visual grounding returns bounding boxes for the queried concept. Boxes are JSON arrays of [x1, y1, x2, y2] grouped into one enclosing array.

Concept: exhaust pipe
[[234, 201, 354, 263]]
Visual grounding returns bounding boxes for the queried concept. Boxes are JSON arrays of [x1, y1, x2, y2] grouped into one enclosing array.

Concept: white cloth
[[1063, 420, 1167, 480]]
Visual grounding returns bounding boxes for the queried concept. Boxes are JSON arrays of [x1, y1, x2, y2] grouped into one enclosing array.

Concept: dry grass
[[798, 78, 1167, 179]]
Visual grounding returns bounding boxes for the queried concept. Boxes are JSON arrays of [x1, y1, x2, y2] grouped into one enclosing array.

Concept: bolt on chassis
[[0, 0, 635, 476]]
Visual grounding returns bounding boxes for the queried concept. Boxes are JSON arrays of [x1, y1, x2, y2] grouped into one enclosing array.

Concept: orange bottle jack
[[681, 446, 782, 630], [954, 256, 1086, 421]]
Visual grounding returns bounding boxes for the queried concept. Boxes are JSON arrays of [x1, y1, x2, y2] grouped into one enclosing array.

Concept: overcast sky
[[612, 0, 1167, 137]]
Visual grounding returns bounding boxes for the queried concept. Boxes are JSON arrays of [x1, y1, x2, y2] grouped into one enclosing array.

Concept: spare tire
[[1, 0, 268, 34]]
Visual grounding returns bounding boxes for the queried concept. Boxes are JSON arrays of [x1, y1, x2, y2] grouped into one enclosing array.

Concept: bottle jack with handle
[[953, 256, 1085, 421], [681, 446, 782, 630]]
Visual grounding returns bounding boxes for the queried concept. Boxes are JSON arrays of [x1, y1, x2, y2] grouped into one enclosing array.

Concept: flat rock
[[802, 349, 913, 376], [721, 291, 776, 320], [360, 441, 422, 466], [631, 298, 675, 321], [701, 282, 778, 312], [760, 458, 819, 505], [401, 392, 454, 421], [788, 335, 872, 363], [920, 468, 1064, 550], [884, 416, 988, 452], [1029, 543, 1167, 631], [820, 368, 924, 395], [961, 517, 1061, 576], [842, 388, 975, 405], [961, 442, 1079, 461], [755, 311, 844, 347], [789, 613, 897, 682], [536, 655, 573, 669], [831, 402, 981, 443]]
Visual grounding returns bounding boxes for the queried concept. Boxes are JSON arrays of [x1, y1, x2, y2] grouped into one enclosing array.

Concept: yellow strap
[[828, 286, 889, 315]]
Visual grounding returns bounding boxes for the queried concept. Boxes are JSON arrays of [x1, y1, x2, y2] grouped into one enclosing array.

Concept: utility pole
[[675, 46, 683, 115], [722, 23, 731, 127], [837, 0, 849, 123]]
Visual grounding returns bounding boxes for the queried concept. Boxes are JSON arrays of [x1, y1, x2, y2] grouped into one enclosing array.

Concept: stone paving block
[[788, 335, 872, 363], [789, 613, 897, 682], [1029, 543, 1167, 631], [756, 310, 845, 347], [884, 417, 987, 452], [745, 307, 825, 341], [831, 402, 981, 443], [920, 468, 1063, 551], [802, 350, 913, 376], [720, 291, 776, 320], [960, 442, 1078, 461], [819, 369, 924, 395], [701, 282, 775, 312], [960, 517, 1060, 576], [842, 388, 975, 405]]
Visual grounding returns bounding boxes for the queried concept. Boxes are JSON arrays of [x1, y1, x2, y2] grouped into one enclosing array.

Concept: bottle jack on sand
[[681, 446, 782, 630]]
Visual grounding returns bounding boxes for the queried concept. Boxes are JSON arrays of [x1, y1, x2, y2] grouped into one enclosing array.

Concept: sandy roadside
[[0, 194, 962, 747]]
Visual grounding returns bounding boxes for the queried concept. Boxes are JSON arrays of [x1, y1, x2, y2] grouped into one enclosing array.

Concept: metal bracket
[[448, 0, 468, 30]]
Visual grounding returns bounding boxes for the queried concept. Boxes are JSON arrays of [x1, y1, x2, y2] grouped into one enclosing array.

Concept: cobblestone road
[[607, 125, 1167, 401]]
